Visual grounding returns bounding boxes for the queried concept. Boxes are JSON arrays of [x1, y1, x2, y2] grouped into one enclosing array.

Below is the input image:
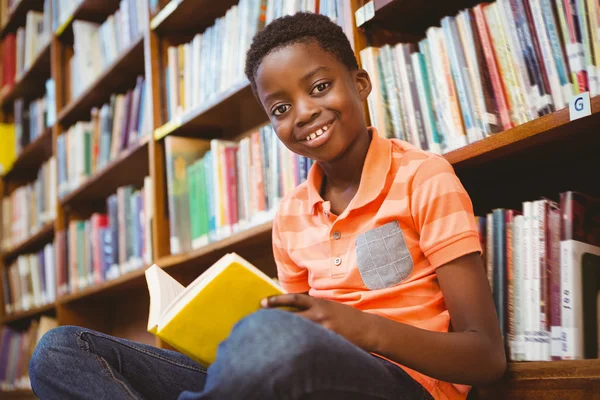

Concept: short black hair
[[245, 12, 359, 96]]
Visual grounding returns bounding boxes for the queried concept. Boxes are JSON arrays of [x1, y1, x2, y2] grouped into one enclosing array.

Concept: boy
[[29, 12, 505, 400]]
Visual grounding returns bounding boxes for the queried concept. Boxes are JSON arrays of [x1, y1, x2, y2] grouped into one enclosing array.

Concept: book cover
[[145, 253, 285, 366]]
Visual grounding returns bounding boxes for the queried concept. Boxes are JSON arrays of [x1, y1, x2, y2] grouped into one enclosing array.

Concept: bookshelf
[[0, 0, 599, 398], [0, 0, 45, 39]]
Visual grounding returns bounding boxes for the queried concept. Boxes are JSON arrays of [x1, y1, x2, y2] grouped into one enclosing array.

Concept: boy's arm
[[264, 156, 506, 385], [262, 253, 506, 386]]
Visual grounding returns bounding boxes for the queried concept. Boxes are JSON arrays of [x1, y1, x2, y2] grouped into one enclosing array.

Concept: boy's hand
[[261, 294, 376, 351]]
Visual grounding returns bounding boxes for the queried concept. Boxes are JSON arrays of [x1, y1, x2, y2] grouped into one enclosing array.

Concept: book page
[[145, 265, 186, 331]]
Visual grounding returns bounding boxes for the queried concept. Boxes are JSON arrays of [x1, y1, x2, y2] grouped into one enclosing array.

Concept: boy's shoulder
[[388, 138, 454, 182]]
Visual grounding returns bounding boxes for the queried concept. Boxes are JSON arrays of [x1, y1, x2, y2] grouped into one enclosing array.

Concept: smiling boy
[[29, 11, 505, 400]]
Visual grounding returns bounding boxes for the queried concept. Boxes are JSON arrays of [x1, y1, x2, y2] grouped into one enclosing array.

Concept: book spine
[[473, 6, 514, 130]]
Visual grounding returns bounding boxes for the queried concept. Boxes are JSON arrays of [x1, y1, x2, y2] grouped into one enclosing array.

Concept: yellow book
[[145, 252, 285, 366], [0, 123, 16, 175]]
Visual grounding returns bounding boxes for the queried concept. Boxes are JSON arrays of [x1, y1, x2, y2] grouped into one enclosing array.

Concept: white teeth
[[304, 124, 331, 142]]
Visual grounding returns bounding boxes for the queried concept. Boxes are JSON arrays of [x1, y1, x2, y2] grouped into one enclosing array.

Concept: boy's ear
[[354, 68, 372, 101]]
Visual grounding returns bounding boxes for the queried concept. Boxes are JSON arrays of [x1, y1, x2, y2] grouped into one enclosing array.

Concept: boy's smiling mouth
[[296, 119, 336, 148]]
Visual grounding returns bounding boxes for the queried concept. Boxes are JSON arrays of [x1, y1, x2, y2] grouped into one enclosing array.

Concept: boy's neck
[[318, 128, 371, 196]]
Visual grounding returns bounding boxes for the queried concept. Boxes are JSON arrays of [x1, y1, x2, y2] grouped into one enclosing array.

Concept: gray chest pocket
[[355, 221, 414, 290]]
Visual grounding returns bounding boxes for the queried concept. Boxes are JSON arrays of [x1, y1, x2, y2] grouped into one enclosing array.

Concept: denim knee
[[221, 309, 332, 375], [29, 326, 81, 387]]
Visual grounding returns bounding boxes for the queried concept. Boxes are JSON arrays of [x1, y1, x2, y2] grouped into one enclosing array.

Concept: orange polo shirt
[[272, 127, 482, 400]]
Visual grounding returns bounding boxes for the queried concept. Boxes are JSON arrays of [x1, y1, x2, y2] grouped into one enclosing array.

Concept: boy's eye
[[311, 82, 330, 94], [272, 104, 290, 116]]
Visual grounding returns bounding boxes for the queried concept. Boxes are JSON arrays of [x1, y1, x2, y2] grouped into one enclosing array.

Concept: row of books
[[2, 243, 56, 315], [14, 80, 55, 149], [68, 0, 146, 101], [57, 76, 151, 199], [0, 0, 52, 90], [477, 191, 600, 362], [361, 0, 600, 153], [165, 125, 314, 255], [56, 179, 154, 296], [163, 0, 354, 122], [0, 316, 57, 391], [1, 157, 57, 251]]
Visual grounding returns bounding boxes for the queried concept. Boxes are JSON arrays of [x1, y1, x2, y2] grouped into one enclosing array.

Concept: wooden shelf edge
[[57, 35, 145, 125], [154, 79, 251, 141], [2, 302, 56, 324], [59, 136, 150, 206], [58, 267, 148, 305], [0, 42, 51, 107], [3, 127, 52, 180], [0, 388, 35, 398], [157, 220, 274, 269], [444, 95, 600, 166], [1, 221, 55, 260], [506, 359, 600, 381]]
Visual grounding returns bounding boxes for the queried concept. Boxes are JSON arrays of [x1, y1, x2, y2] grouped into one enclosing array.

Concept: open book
[[145, 253, 285, 366]]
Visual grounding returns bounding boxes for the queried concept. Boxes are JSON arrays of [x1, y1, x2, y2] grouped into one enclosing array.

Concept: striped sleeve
[[410, 156, 482, 268], [272, 213, 310, 293]]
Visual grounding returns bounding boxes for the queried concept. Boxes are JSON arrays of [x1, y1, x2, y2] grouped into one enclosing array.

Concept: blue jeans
[[30, 309, 432, 399]]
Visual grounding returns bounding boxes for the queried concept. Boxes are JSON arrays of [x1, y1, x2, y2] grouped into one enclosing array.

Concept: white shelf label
[[355, 2, 375, 27], [569, 92, 591, 121], [355, 5, 366, 27], [364, 1, 375, 22]]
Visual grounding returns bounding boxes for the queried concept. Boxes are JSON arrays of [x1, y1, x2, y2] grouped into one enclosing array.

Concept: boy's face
[[255, 41, 371, 162]]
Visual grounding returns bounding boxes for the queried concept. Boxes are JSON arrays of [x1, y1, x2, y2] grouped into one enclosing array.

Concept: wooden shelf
[[1, 221, 54, 261], [444, 95, 600, 169], [2, 302, 55, 324], [0, 0, 45, 39], [0, 389, 36, 399], [154, 80, 267, 141], [506, 359, 600, 381], [150, 0, 239, 34], [359, 0, 478, 35], [0, 41, 51, 108], [56, 222, 274, 305], [55, 0, 121, 36], [57, 35, 145, 127], [59, 137, 150, 209], [3, 127, 53, 182], [158, 221, 274, 270], [58, 267, 148, 305]]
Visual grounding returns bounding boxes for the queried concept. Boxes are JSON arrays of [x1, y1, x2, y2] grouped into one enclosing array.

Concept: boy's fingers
[[261, 293, 313, 309]]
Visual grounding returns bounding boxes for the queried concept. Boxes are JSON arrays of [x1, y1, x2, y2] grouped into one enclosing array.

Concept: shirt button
[[332, 231, 341, 240], [334, 257, 342, 266]]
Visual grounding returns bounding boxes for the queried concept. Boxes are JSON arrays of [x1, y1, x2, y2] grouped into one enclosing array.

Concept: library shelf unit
[[1, 221, 54, 262], [59, 136, 150, 208], [54, 0, 122, 37], [0, 0, 598, 398], [56, 35, 146, 127], [2, 126, 52, 182], [3, 302, 55, 324], [153, 80, 267, 140], [150, 0, 240, 33], [0, 0, 45, 39], [0, 41, 51, 108]]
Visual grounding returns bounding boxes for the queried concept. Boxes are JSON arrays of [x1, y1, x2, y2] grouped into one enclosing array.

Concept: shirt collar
[[306, 127, 392, 214]]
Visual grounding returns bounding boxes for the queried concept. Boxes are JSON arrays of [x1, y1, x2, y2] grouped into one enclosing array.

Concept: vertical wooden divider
[[142, 1, 170, 348], [51, 33, 68, 326]]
